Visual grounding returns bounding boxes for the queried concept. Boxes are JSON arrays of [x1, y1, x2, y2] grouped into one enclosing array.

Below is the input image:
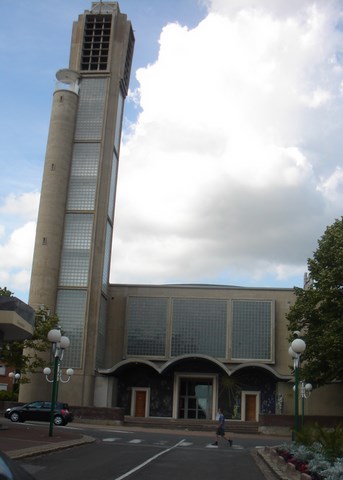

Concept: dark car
[[4, 401, 74, 426], [0, 450, 36, 479]]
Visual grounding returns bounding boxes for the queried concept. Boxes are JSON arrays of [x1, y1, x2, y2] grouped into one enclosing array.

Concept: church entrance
[[177, 377, 215, 420]]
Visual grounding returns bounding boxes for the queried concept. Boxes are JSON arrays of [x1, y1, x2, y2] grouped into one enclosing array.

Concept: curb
[[257, 446, 312, 480], [6, 435, 96, 460]]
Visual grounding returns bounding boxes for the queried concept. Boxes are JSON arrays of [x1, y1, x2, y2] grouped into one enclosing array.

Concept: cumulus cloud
[[0, 192, 40, 219], [0, 193, 38, 298], [110, 0, 343, 287]]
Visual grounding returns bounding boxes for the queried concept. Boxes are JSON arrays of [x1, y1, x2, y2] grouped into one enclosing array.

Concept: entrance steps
[[124, 416, 259, 434]]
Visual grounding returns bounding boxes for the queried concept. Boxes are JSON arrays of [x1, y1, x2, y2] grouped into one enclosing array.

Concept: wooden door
[[135, 390, 147, 417], [245, 394, 256, 421]]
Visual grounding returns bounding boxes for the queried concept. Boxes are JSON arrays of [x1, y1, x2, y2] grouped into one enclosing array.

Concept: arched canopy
[[97, 355, 291, 380]]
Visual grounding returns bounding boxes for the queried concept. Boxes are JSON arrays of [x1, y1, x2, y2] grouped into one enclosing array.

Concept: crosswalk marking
[[101, 438, 243, 450]]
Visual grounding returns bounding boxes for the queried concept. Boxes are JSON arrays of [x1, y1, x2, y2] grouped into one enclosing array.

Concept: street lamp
[[44, 328, 73, 437], [8, 372, 21, 382], [8, 372, 21, 395], [300, 381, 312, 428], [288, 337, 306, 437]]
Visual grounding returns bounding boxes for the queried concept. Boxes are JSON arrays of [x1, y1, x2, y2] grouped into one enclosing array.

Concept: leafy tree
[[0, 288, 59, 383], [0, 287, 13, 297], [287, 217, 343, 385]]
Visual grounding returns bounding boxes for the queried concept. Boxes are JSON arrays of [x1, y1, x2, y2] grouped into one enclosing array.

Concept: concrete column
[[29, 87, 78, 312]]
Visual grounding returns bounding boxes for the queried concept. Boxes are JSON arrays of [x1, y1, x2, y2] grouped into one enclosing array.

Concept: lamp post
[[44, 329, 73, 437], [8, 372, 21, 395], [288, 337, 306, 438], [8, 372, 21, 382], [300, 381, 312, 428]]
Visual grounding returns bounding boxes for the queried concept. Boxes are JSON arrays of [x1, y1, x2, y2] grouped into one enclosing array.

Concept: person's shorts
[[216, 427, 225, 436]]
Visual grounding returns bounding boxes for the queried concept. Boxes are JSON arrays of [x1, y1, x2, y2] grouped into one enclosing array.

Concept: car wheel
[[9, 412, 20, 423], [53, 415, 64, 426]]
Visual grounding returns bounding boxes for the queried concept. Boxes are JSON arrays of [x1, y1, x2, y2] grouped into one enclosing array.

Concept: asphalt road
[[19, 425, 282, 480]]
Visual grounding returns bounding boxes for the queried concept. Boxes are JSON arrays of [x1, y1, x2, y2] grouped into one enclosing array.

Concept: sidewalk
[[0, 420, 95, 459]]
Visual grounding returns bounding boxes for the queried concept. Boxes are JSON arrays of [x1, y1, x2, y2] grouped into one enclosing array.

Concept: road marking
[[206, 444, 218, 448], [103, 438, 120, 442], [179, 441, 193, 447], [113, 439, 186, 480], [129, 439, 143, 444]]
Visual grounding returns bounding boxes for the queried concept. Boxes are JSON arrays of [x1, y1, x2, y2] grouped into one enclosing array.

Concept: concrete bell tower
[[21, 2, 134, 406]]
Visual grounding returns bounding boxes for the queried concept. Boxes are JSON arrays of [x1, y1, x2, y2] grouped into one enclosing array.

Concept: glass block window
[[70, 143, 100, 176], [122, 27, 135, 96], [67, 178, 97, 210], [61, 214, 93, 249], [126, 297, 168, 356], [102, 221, 112, 292], [59, 251, 90, 286], [231, 300, 273, 360], [67, 143, 100, 211], [59, 214, 93, 287], [171, 298, 227, 357], [108, 152, 118, 220], [96, 296, 107, 368], [56, 289, 87, 368], [114, 91, 124, 154], [75, 78, 108, 140]]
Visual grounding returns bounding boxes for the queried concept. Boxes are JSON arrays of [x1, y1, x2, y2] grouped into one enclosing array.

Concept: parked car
[[4, 401, 74, 426]]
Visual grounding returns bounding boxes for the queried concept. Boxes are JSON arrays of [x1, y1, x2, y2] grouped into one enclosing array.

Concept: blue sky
[[1, 0, 343, 302]]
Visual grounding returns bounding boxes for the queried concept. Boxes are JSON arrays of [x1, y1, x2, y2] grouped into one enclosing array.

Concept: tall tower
[[21, 2, 134, 406]]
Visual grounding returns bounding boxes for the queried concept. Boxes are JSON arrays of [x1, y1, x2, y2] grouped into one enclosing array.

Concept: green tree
[[287, 217, 343, 385], [0, 288, 59, 382], [0, 287, 13, 297]]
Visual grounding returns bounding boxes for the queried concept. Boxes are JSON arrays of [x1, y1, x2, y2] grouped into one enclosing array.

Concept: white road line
[[103, 438, 121, 442], [179, 441, 193, 447], [129, 439, 143, 444], [113, 439, 186, 480]]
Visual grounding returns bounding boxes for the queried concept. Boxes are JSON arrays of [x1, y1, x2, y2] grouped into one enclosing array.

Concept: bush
[[276, 426, 343, 480], [296, 425, 343, 462], [321, 458, 343, 480], [0, 390, 18, 401]]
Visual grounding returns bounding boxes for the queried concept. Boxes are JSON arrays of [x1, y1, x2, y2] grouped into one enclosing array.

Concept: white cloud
[[110, 0, 343, 287], [0, 192, 40, 220], [302, 87, 332, 108], [318, 167, 343, 202], [0, 193, 38, 297]]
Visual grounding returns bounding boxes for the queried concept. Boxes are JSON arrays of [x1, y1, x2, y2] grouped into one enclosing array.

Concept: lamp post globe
[[288, 346, 297, 358], [60, 336, 70, 349], [48, 329, 62, 343], [291, 338, 306, 354], [305, 383, 313, 393]]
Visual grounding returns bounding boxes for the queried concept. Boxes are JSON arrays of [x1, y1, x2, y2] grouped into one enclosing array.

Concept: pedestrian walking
[[212, 408, 233, 446]]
